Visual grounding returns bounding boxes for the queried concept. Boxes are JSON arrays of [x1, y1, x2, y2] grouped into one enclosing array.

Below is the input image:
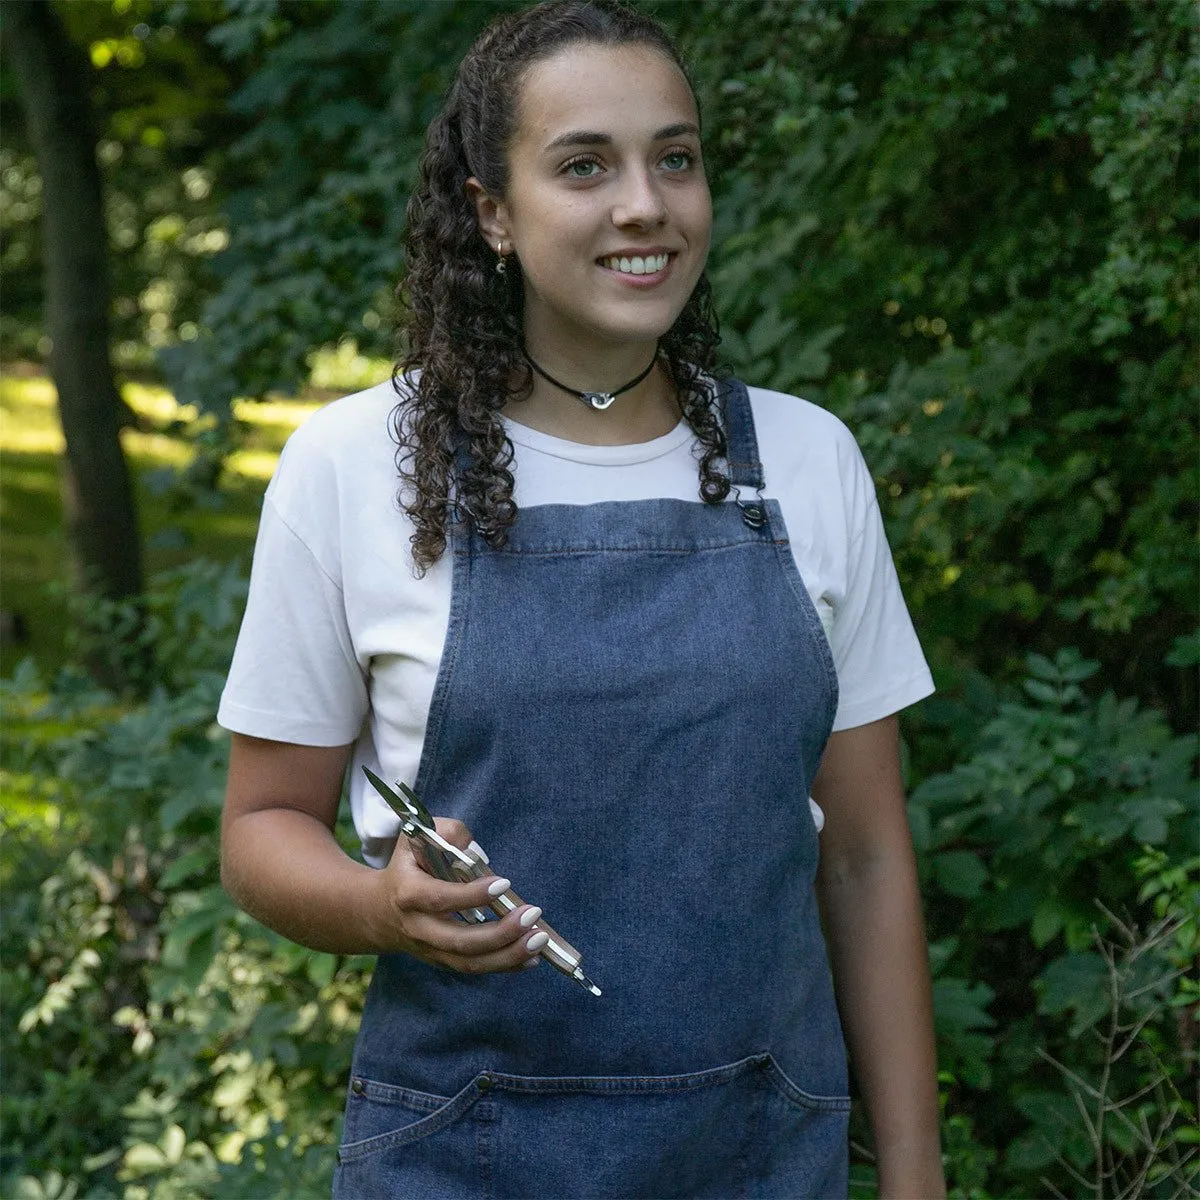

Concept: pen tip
[[574, 969, 601, 997]]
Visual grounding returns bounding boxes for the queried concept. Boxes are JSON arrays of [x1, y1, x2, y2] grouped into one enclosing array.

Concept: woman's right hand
[[368, 816, 549, 974], [221, 734, 549, 966]]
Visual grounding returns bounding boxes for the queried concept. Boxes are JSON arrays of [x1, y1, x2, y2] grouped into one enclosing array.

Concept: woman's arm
[[812, 715, 946, 1199], [220, 733, 546, 970]]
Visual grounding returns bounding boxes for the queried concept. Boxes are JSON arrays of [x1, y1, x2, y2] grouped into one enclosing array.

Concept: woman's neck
[[504, 335, 680, 446]]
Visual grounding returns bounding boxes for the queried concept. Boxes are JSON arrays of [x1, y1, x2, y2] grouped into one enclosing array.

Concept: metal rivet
[[351, 1078, 365, 1095], [476, 1073, 492, 1092]]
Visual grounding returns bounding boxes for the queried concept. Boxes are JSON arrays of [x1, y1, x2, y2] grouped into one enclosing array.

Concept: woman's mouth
[[597, 252, 674, 284]]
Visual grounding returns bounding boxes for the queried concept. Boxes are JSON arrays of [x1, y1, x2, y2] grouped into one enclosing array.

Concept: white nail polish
[[525, 931, 550, 953], [519, 906, 542, 929], [487, 877, 512, 898], [467, 840, 490, 865], [523, 956, 541, 969]]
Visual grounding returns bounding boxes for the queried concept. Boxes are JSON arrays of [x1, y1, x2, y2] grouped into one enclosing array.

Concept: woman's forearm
[[819, 842, 945, 1198], [220, 735, 542, 971], [221, 805, 393, 955]]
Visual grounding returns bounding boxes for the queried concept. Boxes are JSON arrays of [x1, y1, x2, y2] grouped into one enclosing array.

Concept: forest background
[[1, 1, 1196, 1197]]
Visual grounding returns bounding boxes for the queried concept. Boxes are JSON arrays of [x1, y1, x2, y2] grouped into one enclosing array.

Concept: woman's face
[[482, 41, 712, 357]]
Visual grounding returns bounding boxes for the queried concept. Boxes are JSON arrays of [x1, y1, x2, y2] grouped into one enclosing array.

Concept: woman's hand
[[221, 733, 547, 970], [367, 816, 549, 973]]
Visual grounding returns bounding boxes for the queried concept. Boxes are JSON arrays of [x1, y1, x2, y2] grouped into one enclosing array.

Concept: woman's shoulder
[[279, 377, 402, 465], [265, 377, 407, 524], [740, 383, 857, 446], [738, 382, 865, 481]]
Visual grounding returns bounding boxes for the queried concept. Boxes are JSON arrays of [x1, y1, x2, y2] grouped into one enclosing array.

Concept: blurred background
[[1, 1, 1195, 1196]]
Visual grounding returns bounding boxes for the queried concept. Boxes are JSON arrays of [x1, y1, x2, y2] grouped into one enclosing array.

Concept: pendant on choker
[[581, 392, 617, 411], [521, 344, 658, 412]]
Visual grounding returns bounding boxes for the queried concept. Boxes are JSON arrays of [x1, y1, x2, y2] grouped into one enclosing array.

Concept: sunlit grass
[[0, 769, 63, 828], [0, 368, 339, 675]]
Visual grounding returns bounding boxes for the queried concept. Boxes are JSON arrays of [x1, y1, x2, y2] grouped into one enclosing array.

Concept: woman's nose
[[611, 169, 667, 229]]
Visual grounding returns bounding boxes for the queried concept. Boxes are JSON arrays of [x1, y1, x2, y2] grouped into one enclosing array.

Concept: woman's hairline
[[478, 34, 700, 201]]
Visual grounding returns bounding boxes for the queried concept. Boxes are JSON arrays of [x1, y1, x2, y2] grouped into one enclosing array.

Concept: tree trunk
[[3, 0, 145, 615]]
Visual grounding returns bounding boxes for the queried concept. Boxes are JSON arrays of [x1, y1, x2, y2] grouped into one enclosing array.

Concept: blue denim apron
[[334, 380, 849, 1199]]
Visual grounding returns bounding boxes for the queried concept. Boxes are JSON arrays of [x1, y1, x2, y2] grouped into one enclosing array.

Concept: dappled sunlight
[[232, 395, 324, 430], [226, 449, 285, 482], [0, 769, 63, 829], [121, 429, 191, 467], [0, 367, 321, 676], [0, 370, 324, 486]]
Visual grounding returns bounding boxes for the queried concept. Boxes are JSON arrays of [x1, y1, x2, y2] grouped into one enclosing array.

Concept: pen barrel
[[488, 887, 584, 976], [449, 852, 585, 977]]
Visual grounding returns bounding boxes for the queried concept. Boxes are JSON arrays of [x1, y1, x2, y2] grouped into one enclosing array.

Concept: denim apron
[[334, 380, 849, 1199]]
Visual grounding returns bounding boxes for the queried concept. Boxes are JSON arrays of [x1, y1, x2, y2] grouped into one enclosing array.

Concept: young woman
[[218, 2, 946, 1196]]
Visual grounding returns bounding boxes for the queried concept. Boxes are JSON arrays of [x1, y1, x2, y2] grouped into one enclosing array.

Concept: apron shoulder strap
[[718, 377, 765, 491]]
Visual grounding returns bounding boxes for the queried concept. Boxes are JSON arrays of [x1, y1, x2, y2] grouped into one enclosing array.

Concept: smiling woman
[[216, 3, 945, 1198]]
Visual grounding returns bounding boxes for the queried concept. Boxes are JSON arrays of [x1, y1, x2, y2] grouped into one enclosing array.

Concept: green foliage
[[676, 0, 1198, 724], [160, 0, 520, 412], [1, 563, 366, 1199], [910, 649, 1197, 1195], [3, 2, 1196, 1197], [0, 0, 241, 369]]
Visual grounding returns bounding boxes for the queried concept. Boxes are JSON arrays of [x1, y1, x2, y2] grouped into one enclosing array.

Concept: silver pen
[[362, 767, 601, 996]]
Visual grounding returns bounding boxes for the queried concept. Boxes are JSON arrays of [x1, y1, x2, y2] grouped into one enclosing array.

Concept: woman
[[218, 2, 946, 1196]]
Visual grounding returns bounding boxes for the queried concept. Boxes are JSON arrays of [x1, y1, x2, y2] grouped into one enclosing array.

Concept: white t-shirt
[[218, 378, 934, 863]]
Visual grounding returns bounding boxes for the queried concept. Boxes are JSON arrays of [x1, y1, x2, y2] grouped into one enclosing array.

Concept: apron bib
[[334, 381, 849, 1199]]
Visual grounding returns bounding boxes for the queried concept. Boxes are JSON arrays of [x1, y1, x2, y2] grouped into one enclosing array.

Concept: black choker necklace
[[521, 346, 657, 411]]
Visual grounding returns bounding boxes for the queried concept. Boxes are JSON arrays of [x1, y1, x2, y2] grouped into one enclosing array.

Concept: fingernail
[[523, 957, 541, 969], [487, 877, 512, 898], [525, 931, 550, 953], [519, 906, 542, 929], [467, 840, 490, 865]]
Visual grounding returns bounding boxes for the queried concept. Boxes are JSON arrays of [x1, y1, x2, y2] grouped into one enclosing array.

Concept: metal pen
[[362, 767, 601, 996]]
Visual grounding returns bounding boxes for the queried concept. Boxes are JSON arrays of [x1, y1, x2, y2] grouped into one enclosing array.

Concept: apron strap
[[719, 378, 764, 491]]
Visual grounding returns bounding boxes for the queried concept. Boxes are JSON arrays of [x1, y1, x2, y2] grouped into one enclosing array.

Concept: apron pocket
[[761, 1053, 851, 1112], [336, 1074, 484, 1164], [335, 1056, 851, 1199], [481, 1053, 847, 1199]]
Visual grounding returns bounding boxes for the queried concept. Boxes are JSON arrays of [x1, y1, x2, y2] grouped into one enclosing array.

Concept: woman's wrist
[[875, 1135, 946, 1199]]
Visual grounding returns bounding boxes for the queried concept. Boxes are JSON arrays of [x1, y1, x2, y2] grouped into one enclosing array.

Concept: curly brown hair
[[393, 0, 728, 574]]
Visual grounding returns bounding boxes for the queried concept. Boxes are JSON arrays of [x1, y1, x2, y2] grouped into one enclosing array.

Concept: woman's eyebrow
[[542, 121, 700, 153]]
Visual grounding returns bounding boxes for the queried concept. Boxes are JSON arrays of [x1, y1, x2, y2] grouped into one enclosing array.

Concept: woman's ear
[[466, 177, 510, 250]]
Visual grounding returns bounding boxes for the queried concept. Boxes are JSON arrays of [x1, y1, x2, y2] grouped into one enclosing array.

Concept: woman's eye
[[661, 150, 694, 171], [564, 158, 602, 179]]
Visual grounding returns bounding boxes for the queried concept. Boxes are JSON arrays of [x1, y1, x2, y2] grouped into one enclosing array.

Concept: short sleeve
[[217, 493, 368, 746], [827, 455, 934, 732]]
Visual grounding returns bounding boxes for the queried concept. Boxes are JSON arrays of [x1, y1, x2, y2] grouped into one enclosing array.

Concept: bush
[[1, 562, 366, 1199], [911, 650, 1197, 1197]]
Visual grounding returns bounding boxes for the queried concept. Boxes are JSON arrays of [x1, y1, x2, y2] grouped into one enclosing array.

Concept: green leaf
[[1037, 952, 1111, 1031], [122, 1143, 167, 1175], [1022, 679, 1061, 705], [158, 848, 214, 889], [1165, 630, 1200, 667], [306, 951, 336, 988], [934, 850, 989, 898], [746, 308, 797, 358], [933, 977, 996, 1035], [1030, 901, 1063, 947]]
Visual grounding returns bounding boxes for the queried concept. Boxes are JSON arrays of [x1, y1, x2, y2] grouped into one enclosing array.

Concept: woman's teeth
[[600, 253, 670, 275]]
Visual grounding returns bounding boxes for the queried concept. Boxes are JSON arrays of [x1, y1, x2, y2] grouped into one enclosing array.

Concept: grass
[[0, 363, 390, 677]]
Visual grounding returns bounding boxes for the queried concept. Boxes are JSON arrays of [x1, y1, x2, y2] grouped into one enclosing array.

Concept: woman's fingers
[[403, 900, 548, 974], [408, 903, 543, 960], [431, 815, 474, 852], [380, 820, 546, 973]]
